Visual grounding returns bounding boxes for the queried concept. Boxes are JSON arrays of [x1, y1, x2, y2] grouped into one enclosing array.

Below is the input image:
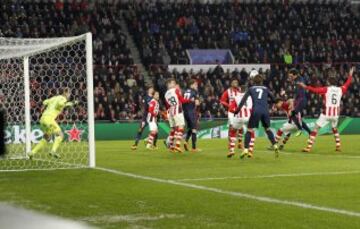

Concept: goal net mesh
[[0, 34, 93, 170]]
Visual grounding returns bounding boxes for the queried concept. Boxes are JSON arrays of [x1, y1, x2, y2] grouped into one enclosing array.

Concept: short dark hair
[[275, 98, 283, 104], [253, 74, 263, 85], [289, 68, 298, 75], [166, 78, 176, 85], [328, 77, 337, 85]]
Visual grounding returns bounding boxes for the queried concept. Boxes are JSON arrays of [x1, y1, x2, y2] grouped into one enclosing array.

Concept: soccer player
[[298, 67, 354, 152], [131, 86, 154, 150], [226, 84, 252, 158], [272, 98, 298, 150], [220, 78, 244, 152], [183, 79, 201, 152], [234, 74, 279, 158], [288, 69, 312, 136], [164, 79, 191, 153], [146, 91, 160, 150], [29, 88, 77, 159]]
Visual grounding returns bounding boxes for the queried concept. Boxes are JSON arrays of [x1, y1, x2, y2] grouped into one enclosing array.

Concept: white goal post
[[0, 33, 95, 170]]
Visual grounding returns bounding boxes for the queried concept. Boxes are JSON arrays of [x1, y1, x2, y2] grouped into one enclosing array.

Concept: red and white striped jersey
[[233, 92, 253, 118], [220, 87, 241, 112], [147, 99, 159, 122], [305, 73, 352, 117], [165, 88, 190, 116]]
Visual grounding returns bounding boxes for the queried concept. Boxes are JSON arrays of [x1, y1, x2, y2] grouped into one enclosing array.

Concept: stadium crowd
[[0, 1, 359, 121], [126, 1, 360, 65]]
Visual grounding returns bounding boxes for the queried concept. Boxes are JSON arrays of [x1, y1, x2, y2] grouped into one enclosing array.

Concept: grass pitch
[[0, 135, 360, 228]]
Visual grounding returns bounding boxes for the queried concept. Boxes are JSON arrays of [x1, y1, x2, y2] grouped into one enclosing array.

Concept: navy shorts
[[248, 111, 271, 129], [184, 112, 198, 130]]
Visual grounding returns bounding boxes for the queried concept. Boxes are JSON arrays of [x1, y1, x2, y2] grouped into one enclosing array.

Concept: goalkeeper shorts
[[40, 117, 61, 135]]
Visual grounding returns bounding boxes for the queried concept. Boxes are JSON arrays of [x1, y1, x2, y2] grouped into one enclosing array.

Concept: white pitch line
[[94, 167, 360, 218], [177, 170, 360, 181]]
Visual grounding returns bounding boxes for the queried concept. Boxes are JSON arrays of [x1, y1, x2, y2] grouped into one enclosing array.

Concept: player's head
[[253, 74, 263, 85], [328, 76, 337, 86], [288, 68, 298, 81], [189, 79, 198, 90], [166, 78, 177, 89], [147, 85, 155, 95], [230, 78, 239, 88], [153, 91, 160, 100], [274, 98, 284, 109]]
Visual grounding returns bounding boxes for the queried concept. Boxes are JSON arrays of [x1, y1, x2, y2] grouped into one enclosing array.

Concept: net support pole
[[23, 56, 31, 157], [85, 32, 96, 168]]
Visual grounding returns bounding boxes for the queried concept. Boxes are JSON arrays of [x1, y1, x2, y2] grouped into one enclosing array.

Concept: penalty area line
[[177, 170, 360, 181], [95, 167, 360, 218]]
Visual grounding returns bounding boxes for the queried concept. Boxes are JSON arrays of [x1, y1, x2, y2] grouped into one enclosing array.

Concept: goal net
[[0, 33, 95, 170]]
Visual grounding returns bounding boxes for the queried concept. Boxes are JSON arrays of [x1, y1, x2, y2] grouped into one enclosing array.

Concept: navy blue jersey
[[142, 94, 153, 119], [238, 86, 275, 112], [183, 88, 198, 114], [294, 76, 307, 111]]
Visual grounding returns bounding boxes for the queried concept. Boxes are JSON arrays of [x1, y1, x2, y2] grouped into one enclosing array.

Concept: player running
[[288, 69, 312, 136], [220, 78, 245, 154], [234, 74, 279, 158], [164, 79, 191, 153], [183, 80, 201, 152], [131, 86, 154, 150], [298, 67, 354, 152], [146, 91, 160, 150], [29, 88, 77, 159]]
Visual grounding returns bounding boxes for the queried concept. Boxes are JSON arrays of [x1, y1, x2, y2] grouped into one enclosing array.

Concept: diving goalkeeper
[[29, 89, 77, 159]]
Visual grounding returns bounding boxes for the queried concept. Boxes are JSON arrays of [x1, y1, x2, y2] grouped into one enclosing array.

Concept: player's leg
[[241, 114, 258, 159], [29, 118, 51, 158], [237, 127, 244, 149], [132, 119, 147, 150], [173, 114, 185, 153], [146, 121, 158, 150], [261, 113, 279, 158], [331, 118, 341, 152], [166, 116, 176, 151], [49, 121, 63, 158], [301, 120, 311, 135], [227, 125, 237, 158], [303, 115, 326, 152], [183, 114, 191, 151]]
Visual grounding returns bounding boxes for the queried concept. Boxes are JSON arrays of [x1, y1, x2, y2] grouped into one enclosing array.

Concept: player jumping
[[164, 79, 191, 153], [183, 79, 201, 152], [29, 88, 77, 159], [131, 86, 154, 150], [298, 67, 354, 152], [234, 74, 279, 158], [146, 91, 160, 150]]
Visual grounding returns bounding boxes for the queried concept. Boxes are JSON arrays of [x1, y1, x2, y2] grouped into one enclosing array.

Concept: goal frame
[[20, 32, 96, 168]]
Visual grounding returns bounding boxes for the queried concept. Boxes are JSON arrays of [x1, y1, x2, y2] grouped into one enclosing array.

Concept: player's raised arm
[[234, 90, 250, 114], [175, 88, 191, 104], [298, 82, 327, 94], [341, 66, 354, 93]]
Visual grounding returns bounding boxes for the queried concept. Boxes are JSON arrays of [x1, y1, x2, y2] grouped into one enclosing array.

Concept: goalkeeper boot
[[240, 149, 249, 159], [49, 151, 61, 159], [273, 144, 279, 158], [28, 153, 34, 160]]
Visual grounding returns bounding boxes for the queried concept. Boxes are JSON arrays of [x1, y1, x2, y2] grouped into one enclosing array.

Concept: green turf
[[0, 135, 360, 228]]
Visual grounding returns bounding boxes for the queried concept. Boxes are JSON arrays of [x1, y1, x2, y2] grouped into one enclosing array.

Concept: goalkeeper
[[29, 88, 77, 159]]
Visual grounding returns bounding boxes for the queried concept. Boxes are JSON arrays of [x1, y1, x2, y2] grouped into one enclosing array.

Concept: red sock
[[169, 129, 175, 149], [238, 128, 243, 147], [306, 130, 318, 149], [332, 128, 341, 148], [249, 131, 256, 153], [275, 129, 283, 143], [175, 127, 184, 148], [147, 131, 157, 146], [228, 128, 237, 153]]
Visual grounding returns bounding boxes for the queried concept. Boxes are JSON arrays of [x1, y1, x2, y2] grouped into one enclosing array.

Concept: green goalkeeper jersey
[[41, 95, 73, 121]]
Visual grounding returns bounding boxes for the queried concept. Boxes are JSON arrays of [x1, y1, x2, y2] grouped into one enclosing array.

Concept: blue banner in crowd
[[187, 49, 234, 64]]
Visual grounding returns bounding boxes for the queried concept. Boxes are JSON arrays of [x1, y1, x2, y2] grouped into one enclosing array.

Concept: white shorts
[[316, 114, 339, 128], [281, 122, 298, 135], [148, 121, 158, 132], [168, 113, 185, 128], [228, 112, 249, 129]]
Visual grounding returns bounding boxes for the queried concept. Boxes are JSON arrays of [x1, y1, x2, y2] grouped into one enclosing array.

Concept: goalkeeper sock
[[51, 136, 63, 153], [31, 139, 47, 155]]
